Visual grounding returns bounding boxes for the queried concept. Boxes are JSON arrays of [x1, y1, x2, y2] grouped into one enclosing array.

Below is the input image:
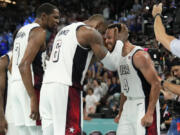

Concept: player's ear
[[41, 12, 48, 21], [95, 21, 105, 32]]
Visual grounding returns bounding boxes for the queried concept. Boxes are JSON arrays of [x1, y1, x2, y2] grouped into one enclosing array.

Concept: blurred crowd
[[0, 0, 180, 132]]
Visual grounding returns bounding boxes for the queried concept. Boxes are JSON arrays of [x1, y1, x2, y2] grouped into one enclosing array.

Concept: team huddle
[[0, 2, 162, 135]]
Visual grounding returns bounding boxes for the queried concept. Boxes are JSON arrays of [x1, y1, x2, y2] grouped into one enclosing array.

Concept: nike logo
[[137, 103, 142, 106]]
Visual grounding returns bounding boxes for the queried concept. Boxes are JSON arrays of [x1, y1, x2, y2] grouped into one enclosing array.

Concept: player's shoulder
[[77, 25, 100, 46], [134, 49, 149, 60], [133, 49, 151, 68], [29, 26, 46, 40], [31, 26, 46, 34], [78, 25, 97, 36]]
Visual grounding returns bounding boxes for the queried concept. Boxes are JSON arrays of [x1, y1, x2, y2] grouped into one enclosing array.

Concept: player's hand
[[152, 3, 163, 17], [115, 23, 129, 43], [0, 116, 8, 134], [114, 112, 122, 123], [30, 95, 40, 120], [161, 89, 174, 100], [141, 113, 153, 127]]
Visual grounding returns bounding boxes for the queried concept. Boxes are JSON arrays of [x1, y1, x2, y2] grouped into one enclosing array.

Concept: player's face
[[171, 66, 180, 78], [105, 29, 116, 52], [47, 9, 60, 31]]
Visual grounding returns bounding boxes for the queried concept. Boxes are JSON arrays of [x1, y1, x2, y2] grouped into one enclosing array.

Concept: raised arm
[[0, 55, 9, 134], [133, 51, 161, 127], [152, 3, 175, 51], [19, 27, 46, 120]]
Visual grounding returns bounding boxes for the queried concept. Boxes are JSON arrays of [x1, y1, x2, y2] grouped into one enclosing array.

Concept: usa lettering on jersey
[[119, 64, 130, 75]]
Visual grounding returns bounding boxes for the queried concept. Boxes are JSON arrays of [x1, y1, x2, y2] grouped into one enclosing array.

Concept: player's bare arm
[[19, 27, 46, 120], [77, 26, 108, 60], [114, 93, 127, 123], [77, 26, 124, 71], [133, 51, 161, 127], [0, 55, 9, 134]]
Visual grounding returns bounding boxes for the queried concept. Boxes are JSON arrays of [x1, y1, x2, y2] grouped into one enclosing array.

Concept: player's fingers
[[114, 118, 118, 123], [153, 5, 156, 9], [34, 112, 39, 120], [120, 24, 125, 32], [32, 113, 37, 120], [141, 119, 145, 127], [159, 3, 163, 8], [5, 123, 8, 131], [114, 27, 118, 40], [30, 113, 33, 119], [121, 24, 128, 34], [35, 114, 38, 120], [4, 128, 7, 133], [146, 122, 152, 127], [36, 112, 40, 120], [30, 112, 36, 120]]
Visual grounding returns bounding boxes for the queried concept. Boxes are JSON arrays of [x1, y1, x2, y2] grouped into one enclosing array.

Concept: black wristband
[[154, 13, 162, 19], [161, 80, 165, 86]]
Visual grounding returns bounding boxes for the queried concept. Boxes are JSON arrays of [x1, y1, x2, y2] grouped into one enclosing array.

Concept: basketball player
[[105, 23, 161, 135], [0, 30, 18, 135], [11, 3, 59, 135], [40, 14, 128, 135], [0, 51, 18, 135]]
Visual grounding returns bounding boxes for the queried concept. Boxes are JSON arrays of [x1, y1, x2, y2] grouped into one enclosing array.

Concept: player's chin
[[48, 26, 57, 32], [53, 25, 58, 30]]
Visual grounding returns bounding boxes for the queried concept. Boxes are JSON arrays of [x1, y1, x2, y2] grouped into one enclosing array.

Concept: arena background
[[0, 0, 180, 134]]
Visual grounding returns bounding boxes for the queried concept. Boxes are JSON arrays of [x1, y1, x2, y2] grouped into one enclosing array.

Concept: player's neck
[[34, 18, 46, 29], [84, 20, 97, 29], [122, 41, 135, 57]]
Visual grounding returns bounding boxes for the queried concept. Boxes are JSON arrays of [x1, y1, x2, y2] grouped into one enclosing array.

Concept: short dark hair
[[108, 23, 122, 32], [88, 87, 94, 93], [170, 57, 180, 69], [88, 14, 108, 26], [88, 14, 105, 21], [36, 3, 58, 17]]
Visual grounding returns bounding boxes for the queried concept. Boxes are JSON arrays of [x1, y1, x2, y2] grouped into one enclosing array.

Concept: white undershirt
[[170, 39, 180, 58]]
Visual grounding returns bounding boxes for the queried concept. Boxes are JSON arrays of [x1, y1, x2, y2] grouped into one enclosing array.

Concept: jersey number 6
[[52, 39, 62, 62]]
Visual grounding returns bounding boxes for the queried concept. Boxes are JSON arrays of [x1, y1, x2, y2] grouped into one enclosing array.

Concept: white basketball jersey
[[4, 51, 14, 123], [118, 46, 151, 98], [43, 22, 93, 86], [11, 23, 40, 81]]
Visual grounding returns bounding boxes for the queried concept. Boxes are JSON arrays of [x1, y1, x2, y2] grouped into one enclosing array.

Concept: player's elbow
[[155, 35, 161, 42], [153, 80, 161, 92], [155, 32, 165, 43], [18, 61, 29, 75]]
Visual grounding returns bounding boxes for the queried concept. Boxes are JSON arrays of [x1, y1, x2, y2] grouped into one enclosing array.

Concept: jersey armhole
[[76, 25, 91, 50], [131, 49, 144, 72]]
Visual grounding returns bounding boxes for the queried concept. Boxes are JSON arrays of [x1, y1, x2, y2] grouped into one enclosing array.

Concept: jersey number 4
[[123, 79, 129, 93], [52, 40, 62, 62]]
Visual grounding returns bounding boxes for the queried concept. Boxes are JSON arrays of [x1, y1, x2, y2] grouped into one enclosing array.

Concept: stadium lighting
[[0, 0, 16, 4]]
